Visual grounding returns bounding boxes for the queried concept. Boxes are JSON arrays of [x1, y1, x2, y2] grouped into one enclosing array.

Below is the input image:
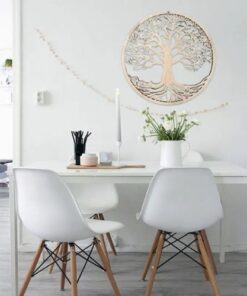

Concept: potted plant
[[141, 108, 199, 167], [4, 59, 12, 68]]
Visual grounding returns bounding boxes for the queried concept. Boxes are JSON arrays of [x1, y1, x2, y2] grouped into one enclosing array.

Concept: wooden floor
[[1, 195, 247, 296]]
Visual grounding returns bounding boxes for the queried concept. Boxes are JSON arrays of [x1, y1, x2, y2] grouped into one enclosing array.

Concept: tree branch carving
[[123, 12, 214, 104]]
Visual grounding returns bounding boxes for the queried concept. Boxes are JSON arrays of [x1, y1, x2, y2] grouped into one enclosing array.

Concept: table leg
[[219, 219, 225, 263], [218, 185, 228, 264], [10, 174, 18, 296]]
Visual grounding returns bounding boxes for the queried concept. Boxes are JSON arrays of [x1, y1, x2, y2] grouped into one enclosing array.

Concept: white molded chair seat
[[14, 168, 123, 296], [70, 183, 119, 215], [139, 168, 223, 233], [69, 183, 120, 255], [87, 219, 123, 234], [138, 168, 223, 296]]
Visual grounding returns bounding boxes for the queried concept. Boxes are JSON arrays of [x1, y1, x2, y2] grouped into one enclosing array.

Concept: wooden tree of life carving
[[123, 12, 215, 105]]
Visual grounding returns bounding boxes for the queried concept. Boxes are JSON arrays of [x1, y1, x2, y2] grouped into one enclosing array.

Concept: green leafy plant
[[141, 108, 199, 142], [4, 59, 12, 68]]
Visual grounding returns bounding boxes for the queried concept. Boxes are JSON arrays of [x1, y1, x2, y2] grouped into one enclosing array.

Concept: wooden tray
[[67, 163, 146, 169]]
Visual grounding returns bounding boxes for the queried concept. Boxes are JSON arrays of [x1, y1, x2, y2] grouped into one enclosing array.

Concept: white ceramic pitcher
[[160, 140, 189, 168]]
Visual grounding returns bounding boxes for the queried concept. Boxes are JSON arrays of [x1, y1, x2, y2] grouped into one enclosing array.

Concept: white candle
[[115, 88, 121, 144]]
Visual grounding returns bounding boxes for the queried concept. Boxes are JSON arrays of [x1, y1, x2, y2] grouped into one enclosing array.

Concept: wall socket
[[36, 91, 46, 105]]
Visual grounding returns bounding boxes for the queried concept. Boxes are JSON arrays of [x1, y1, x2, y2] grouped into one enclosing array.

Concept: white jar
[[80, 153, 98, 167], [160, 140, 182, 168]]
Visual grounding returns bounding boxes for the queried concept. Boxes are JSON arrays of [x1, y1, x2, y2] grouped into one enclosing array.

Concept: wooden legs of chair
[[201, 230, 218, 274], [95, 238, 121, 296], [145, 231, 165, 296], [195, 233, 209, 281], [68, 239, 121, 296], [195, 230, 218, 281], [197, 233, 221, 296], [60, 242, 68, 291], [19, 241, 45, 296], [18, 241, 74, 296], [98, 213, 117, 256], [143, 230, 221, 296], [69, 240, 121, 296], [142, 230, 162, 281], [49, 213, 117, 275], [19, 239, 120, 296], [70, 243, 78, 296]]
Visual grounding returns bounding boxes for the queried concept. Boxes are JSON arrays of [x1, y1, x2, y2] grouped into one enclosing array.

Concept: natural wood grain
[[197, 233, 221, 296], [142, 230, 161, 281], [70, 244, 78, 296], [145, 232, 165, 296], [95, 238, 121, 296], [201, 230, 218, 274], [194, 233, 209, 281], [60, 242, 68, 291], [67, 163, 146, 170], [18, 241, 45, 296], [100, 234, 109, 261], [99, 213, 117, 256], [1, 196, 247, 296], [94, 214, 110, 264]]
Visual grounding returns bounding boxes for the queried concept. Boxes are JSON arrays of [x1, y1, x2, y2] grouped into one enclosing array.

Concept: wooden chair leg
[[49, 242, 61, 274], [19, 241, 45, 296], [59, 243, 64, 255], [106, 232, 117, 255], [95, 238, 121, 296], [100, 234, 109, 260], [194, 234, 209, 281], [70, 243, 78, 296], [60, 242, 68, 291], [142, 230, 162, 281], [99, 213, 117, 256], [201, 230, 217, 274], [94, 214, 110, 264], [197, 233, 221, 296], [145, 232, 165, 296]]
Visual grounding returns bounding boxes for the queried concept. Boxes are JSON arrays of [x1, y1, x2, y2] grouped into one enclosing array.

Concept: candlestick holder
[[116, 141, 121, 163]]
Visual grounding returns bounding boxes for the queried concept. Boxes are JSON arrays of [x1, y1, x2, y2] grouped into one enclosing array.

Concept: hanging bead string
[[35, 28, 229, 116], [187, 102, 229, 116]]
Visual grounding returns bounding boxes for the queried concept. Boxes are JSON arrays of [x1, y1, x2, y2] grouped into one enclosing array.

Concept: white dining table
[[10, 160, 247, 296]]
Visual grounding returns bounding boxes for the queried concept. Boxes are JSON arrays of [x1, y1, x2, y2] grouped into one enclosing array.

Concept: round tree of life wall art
[[122, 12, 215, 105]]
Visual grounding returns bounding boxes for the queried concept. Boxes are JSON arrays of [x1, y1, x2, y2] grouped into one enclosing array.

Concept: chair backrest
[[183, 150, 204, 165], [69, 183, 119, 210], [14, 168, 94, 242], [139, 168, 223, 233]]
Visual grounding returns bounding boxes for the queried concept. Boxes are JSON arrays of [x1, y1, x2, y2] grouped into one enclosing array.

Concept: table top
[[26, 160, 247, 178]]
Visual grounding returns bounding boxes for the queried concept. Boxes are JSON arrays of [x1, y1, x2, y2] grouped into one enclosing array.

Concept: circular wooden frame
[[122, 12, 215, 105]]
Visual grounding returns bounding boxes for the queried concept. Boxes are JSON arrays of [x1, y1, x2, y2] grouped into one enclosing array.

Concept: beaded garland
[[35, 28, 228, 116]]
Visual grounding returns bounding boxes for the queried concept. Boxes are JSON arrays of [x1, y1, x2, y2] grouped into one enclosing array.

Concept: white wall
[[20, 0, 247, 251], [0, 0, 12, 159]]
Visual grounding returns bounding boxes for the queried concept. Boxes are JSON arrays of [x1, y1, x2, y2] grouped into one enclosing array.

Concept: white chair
[[183, 150, 204, 166], [48, 185, 119, 274], [14, 168, 123, 296], [138, 168, 223, 296], [69, 183, 119, 255]]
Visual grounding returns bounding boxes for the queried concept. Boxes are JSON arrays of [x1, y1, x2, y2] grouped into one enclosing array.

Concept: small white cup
[[99, 152, 113, 165], [81, 153, 98, 167]]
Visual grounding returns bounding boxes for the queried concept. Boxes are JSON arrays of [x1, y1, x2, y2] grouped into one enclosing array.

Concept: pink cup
[[80, 154, 98, 167]]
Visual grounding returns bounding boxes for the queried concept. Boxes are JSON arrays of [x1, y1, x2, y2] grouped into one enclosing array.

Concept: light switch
[[36, 91, 46, 105]]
